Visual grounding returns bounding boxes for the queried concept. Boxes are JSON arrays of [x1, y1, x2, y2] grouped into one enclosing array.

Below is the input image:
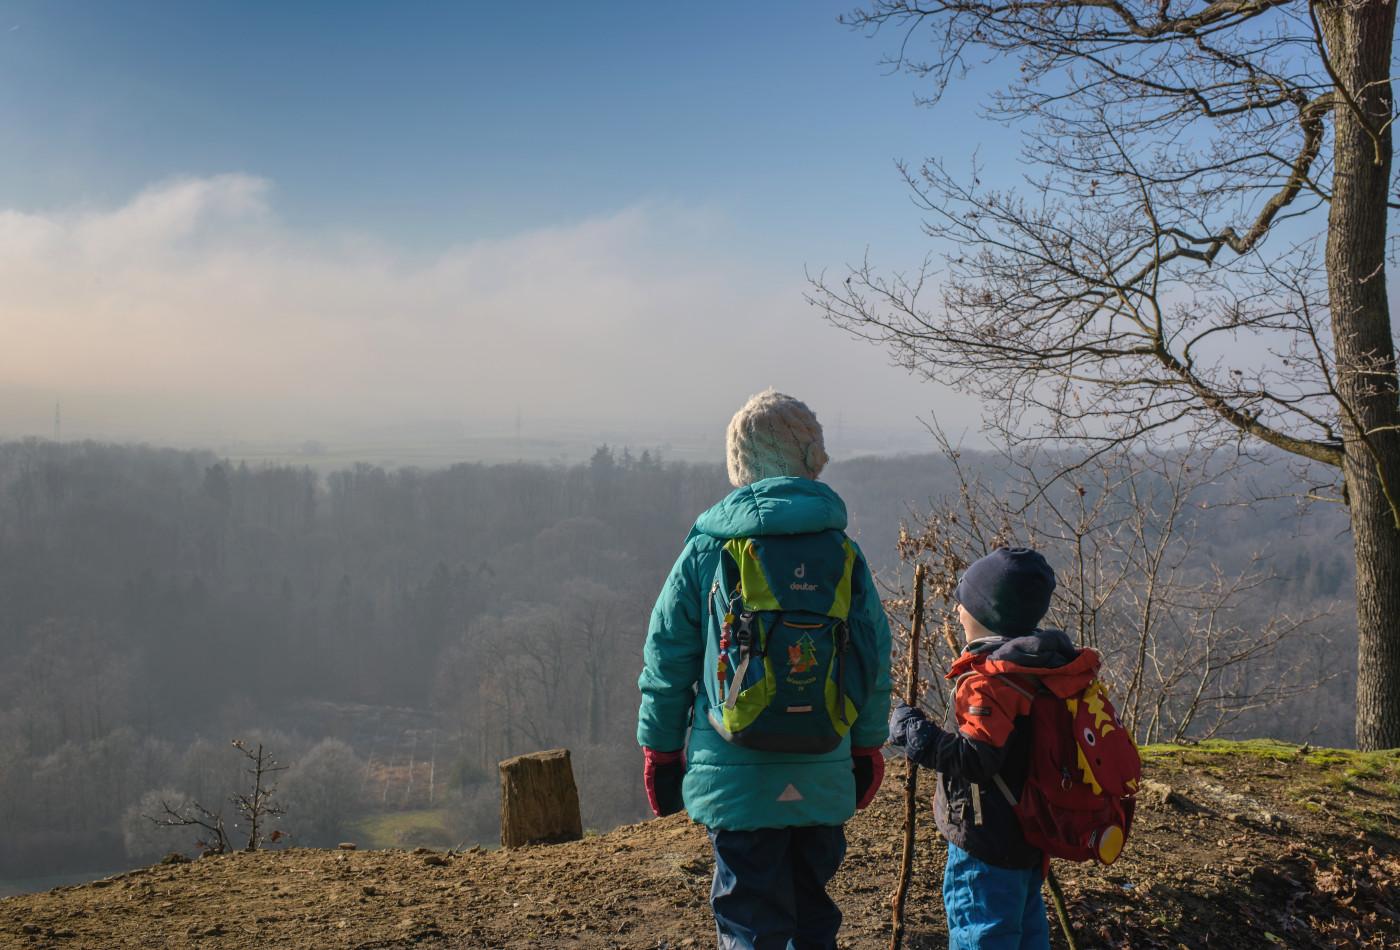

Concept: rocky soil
[[2, 740, 1397, 949]]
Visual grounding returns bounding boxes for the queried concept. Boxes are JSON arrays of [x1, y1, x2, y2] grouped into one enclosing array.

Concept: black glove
[[888, 699, 928, 755]]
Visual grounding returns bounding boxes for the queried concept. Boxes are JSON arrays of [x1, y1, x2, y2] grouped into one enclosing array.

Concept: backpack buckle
[[725, 614, 758, 711], [736, 612, 757, 650]]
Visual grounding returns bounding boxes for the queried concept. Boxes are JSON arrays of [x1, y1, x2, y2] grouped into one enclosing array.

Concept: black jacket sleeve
[[888, 702, 1008, 784]]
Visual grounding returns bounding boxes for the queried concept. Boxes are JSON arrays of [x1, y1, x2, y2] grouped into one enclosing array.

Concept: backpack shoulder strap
[[721, 537, 779, 611], [991, 773, 1018, 807]]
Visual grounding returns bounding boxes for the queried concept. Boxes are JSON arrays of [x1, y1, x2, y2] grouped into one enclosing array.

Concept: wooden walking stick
[[889, 563, 926, 950], [1045, 866, 1079, 950]]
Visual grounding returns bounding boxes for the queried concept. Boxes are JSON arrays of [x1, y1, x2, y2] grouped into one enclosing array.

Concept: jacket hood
[[967, 628, 1079, 667], [948, 628, 1099, 698], [692, 476, 847, 540]]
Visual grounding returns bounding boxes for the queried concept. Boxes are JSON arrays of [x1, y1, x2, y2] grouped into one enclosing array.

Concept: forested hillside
[[0, 439, 1356, 887]]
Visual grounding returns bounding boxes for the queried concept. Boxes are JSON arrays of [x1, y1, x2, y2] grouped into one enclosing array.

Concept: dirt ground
[[2, 740, 1397, 949]]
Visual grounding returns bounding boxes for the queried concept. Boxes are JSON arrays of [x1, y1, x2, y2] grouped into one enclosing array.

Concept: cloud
[[0, 175, 948, 448]]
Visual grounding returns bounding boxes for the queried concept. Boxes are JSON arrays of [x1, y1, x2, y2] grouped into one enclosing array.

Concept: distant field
[[220, 435, 640, 472], [2, 417, 932, 472], [203, 423, 931, 473], [352, 808, 459, 851]]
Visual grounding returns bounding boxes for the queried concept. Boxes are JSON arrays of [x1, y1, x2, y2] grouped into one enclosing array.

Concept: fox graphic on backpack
[[702, 529, 871, 754], [974, 655, 1142, 870]]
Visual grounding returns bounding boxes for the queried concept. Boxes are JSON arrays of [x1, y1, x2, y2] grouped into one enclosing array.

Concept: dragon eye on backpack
[[704, 531, 869, 754]]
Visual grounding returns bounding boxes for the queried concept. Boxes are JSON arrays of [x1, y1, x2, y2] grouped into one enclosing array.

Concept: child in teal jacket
[[637, 389, 892, 950]]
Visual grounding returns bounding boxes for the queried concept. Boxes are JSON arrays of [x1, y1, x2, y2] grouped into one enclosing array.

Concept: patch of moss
[[1138, 738, 1303, 761], [1141, 739, 1400, 776], [1198, 738, 1302, 760], [1339, 808, 1398, 840], [1307, 748, 1400, 772], [1320, 772, 1362, 793], [1138, 743, 1179, 758]]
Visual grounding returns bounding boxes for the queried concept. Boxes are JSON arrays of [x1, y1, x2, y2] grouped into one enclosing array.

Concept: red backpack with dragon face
[[994, 672, 1141, 870]]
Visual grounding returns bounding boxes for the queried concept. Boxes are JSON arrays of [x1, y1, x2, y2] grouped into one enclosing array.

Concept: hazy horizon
[[0, 392, 950, 471], [0, 3, 1005, 456]]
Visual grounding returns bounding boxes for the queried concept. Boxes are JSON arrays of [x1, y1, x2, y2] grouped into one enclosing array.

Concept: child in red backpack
[[888, 547, 1095, 950]]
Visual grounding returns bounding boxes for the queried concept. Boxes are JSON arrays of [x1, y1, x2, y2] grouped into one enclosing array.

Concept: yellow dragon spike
[[1084, 681, 1115, 736], [1076, 743, 1104, 795]]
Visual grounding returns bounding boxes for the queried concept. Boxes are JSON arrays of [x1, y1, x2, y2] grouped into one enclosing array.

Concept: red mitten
[[852, 746, 885, 810], [643, 747, 685, 817]]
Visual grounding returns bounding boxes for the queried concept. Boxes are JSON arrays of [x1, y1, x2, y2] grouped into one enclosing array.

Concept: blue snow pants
[[943, 841, 1049, 950], [707, 825, 847, 950]]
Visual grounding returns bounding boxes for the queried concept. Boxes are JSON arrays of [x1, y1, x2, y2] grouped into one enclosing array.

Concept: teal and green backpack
[[704, 529, 869, 754]]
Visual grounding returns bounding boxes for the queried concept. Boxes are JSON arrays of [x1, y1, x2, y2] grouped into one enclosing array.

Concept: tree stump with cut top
[[498, 748, 583, 848]]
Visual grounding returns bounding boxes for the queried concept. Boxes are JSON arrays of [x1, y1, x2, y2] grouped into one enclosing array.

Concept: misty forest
[[0, 436, 1357, 888]]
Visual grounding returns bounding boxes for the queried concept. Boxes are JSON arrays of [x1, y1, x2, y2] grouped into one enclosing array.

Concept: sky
[[0, 1, 1021, 462]]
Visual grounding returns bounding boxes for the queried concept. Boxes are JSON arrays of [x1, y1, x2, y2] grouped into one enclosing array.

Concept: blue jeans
[[708, 825, 846, 950], [943, 841, 1049, 950]]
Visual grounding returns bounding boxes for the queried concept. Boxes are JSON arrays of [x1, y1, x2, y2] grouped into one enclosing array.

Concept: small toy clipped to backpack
[[992, 658, 1142, 872]]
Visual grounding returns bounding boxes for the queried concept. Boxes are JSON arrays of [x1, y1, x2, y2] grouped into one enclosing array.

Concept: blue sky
[[0, 1, 1016, 457]]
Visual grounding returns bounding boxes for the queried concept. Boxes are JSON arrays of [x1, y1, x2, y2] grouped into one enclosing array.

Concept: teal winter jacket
[[636, 477, 892, 830]]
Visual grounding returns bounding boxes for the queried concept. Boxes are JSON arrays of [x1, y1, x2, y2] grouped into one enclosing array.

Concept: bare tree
[[892, 430, 1335, 744], [813, 0, 1399, 748], [230, 739, 286, 852], [561, 579, 634, 746], [143, 739, 287, 857], [144, 795, 232, 858]]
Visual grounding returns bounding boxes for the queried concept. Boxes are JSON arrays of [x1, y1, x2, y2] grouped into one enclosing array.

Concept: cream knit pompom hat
[[725, 389, 828, 487]]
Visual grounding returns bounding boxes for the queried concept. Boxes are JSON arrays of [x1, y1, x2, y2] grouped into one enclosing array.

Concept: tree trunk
[[498, 748, 583, 848], [1320, 0, 1400, 750]]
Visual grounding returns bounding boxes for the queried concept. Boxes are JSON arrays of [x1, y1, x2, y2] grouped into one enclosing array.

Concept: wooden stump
[[498, 748, 583, 848]]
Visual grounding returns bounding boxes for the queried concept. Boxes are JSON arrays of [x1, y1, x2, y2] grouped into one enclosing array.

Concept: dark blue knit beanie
[[955, 547, 1056, 637]]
